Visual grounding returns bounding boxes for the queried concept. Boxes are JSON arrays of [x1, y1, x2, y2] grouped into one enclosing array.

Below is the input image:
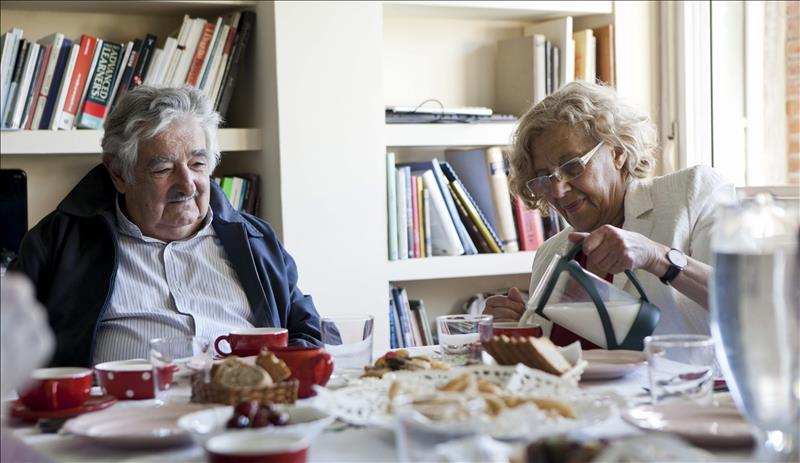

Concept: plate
[[312, 364, 622, 441], [62, 402, 214, 449], [177, 404, 335, 446], [622, 398, 755, 448], [581, 350, 646, 381], [8, 394, 117, 422]]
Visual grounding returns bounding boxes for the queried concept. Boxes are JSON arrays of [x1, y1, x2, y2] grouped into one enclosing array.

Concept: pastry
[[255, 351, 292, 382]]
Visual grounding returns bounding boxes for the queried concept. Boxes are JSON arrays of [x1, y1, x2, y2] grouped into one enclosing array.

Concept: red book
[[185, 23, 215, 86], [512, 197, 545, 251], [58, 34, 98, 129]]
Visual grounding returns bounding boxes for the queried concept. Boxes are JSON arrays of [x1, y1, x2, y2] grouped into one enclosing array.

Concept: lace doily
[[312, 364, 621, 440]]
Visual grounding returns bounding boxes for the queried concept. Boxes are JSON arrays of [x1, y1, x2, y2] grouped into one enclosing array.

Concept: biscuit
[[255, 351, 292, 382], [527, 337, 572, 375]]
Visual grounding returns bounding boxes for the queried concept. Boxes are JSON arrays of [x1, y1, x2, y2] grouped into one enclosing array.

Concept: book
[[163, 15, 191, 85], [202, 23, 229, 95], [0, 28, 23, 122], [386, 151, 398, 261], [8, 42, 39, 129], [444, 149, 505, 251], [416, 176, 425, 258], [131, 34, 158, 88], [104, 41, 133, 113], [186, 22, 215, 86], [406, 296, 425, 347], [593, 25, 615, 87], [111, 38, 142, 107], [20, 44, 47, 129], [404, 167, 413, 258], [77, 41, 123, 129], [439, 161, 504, 253], [449, 183, 493, 254], [430, 158, 477, 255], [31, 33, 65, 130], [57, 34, 98, 129], [573, 29, 594, 82], [495, 33, 546, 117], [485, 147, 519, 251], [230, 176, 244, 210], [512, 197, 545, 251], [410, 173, 419, 258], [49, 42, 79, 130], [524, 16, 575, 86], [146, 37, 177, 86], [421, 169, 464, 256], [395, 167, 408, 260], [74, 38, 103, 126], [397, 287, 415, 347], [216, 11, 255, 118], [388, 294, 399, 349], [171, 17, 206, 86], [198, 17, 224, 91], [2, 38, 28, 128], [409, 299, 433, 346], [220, 176, 234, 204], [423, 189, 432, 257], [209, 16, 238, 103], [389, 288, 405, 348]]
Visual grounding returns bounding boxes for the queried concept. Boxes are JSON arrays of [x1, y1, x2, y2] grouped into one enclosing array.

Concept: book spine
[[513, 197, 545, 251], [75, 39, 103, 125], [111, 38, 142, 109], [406, 299, 424, 347], [142, 48, 163, 86], [409, 300, 432, 346], [163, 14, 191, 85], [423, 189, 432, 257], [131, 34, 157, 88], [421, 170, 464, 256], [398, 288, 415, 347], [386, 151, 398, 261], [185, 23, 215, 86], [58, 35, 98, 130], [212, 13, 240, 107], [21, 45, 48, 130], [390, 287, 407, 347], [32, 34, 66, 130], [104, 41, 133, 114], [171, 18, 205, 87], [395, 168, 408, 260], [0, 29, 23, 122], [216, 11, 254, 118], [416, 176, 425, 258], [449, 183, 493, 254], [51, 43, 79, 130], [431, 159, 477, 254], [203, 24, 229, 95], [485, 147, 519, 252], [389, 296, 398, 349], [410, 173, 419, 258], [2, 39, 28, 128], [78, 41, 123, 129], [198, 17, 223, 90], [405, 167, 414, 258], [10, 42, 39, 129], [450, 181, 502, 253], [38, 39, 71, 129]]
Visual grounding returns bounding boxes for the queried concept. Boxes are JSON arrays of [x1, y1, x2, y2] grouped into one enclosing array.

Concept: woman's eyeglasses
[[525, 142, 604, 197]]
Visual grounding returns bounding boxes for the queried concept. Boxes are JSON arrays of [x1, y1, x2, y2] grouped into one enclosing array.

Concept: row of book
[[386, 147, 564, 260], [0, 11, 255, 131], [211, 174, 260, 216], [496, 17, 614, 117], [389, 286, 433, 348]]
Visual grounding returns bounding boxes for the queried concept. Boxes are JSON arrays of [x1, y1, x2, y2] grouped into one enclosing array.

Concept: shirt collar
[[115, 195, 214, 243]]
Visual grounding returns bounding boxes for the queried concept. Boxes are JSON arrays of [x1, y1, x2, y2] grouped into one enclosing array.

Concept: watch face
[[667, 249, 688, 267]]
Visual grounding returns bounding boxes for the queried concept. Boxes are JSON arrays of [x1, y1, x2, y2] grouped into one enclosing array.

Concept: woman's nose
[[548, 177, 571, 198]]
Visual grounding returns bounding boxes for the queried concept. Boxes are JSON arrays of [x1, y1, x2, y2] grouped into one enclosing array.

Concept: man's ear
[[612, 146, 627, 170], [102, 154, 128, 194]]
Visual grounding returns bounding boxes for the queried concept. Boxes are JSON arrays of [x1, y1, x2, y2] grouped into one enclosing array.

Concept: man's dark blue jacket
[[10, 165, 322, 367]]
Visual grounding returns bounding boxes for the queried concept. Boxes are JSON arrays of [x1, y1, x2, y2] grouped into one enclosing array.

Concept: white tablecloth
[[3, 349, 752, 463]]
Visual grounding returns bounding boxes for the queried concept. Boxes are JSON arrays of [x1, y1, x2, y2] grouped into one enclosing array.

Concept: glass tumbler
[[321, 314, 375, 375], [436, 314, 493, 366], [645, 334, 716, 406], [149, 335, 212, 404]]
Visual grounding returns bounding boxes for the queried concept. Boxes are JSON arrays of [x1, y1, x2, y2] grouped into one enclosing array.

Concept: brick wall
[[788, 1, 800, 184]]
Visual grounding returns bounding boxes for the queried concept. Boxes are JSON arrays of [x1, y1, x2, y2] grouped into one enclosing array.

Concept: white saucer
[[622, 398, 755, 448], [581, 350, 646, 380]]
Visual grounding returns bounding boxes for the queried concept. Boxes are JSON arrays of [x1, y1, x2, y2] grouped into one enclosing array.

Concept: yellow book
[[451, 181, 502, 253], [416, 176, 425, 257]]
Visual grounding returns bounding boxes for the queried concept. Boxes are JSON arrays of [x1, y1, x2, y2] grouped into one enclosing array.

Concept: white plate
[[622, 397, 755, 448], [62, 403, 214, 449], [581, 350, 646, 381], [177, 404, 335, 447]]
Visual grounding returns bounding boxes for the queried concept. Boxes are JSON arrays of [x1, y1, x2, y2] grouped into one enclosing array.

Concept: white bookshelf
[[383, 1, 612, 20], [387, 251, 535, 281], [0, 128, 262, 155], [385, 123, 517, 147]]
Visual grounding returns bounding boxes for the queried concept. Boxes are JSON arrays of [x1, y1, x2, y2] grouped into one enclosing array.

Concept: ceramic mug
[[269, 346, 333, 399], [18, 367, 93, 411], [492, 322, 543, 338], [94, 359, 175, 400], [214, 328, 289, 357], [205, 432, 310, 463]]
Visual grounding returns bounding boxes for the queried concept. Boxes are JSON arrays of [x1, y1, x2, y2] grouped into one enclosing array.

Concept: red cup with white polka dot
[[94, 359, 172, 400]]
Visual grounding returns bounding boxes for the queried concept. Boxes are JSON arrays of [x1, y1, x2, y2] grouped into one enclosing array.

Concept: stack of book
[[387, 147, 561, 261], [212, 174, 259, 216], [389, 286, 433, 349], [0, 11, 255, 131]]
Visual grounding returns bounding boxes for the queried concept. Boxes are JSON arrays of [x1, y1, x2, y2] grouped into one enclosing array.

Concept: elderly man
[[11, 86, 321, 367]]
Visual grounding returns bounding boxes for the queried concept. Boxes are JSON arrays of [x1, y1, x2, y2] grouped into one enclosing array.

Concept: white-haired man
[[11, 86, 322, 367]]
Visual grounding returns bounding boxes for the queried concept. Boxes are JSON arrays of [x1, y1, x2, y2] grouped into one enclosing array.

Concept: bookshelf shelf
[[387, 251, 536, 282], [385, 123, 517, 147], [383, 1, 612, 21], [0, 128, 262, 155], [0, 1, 257, 15]]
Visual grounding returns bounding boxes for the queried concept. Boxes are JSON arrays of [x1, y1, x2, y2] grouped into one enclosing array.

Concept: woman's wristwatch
[[659, 248, 687, 285]]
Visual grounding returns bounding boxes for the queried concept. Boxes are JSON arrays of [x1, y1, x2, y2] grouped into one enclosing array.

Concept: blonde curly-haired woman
[[483, 81, 735, 348]]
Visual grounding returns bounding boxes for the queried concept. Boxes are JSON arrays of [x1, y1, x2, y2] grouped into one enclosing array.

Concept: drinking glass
[[321, 314, 374, 376], [436, 314, 492, 366], [710, 194, 799, 461], [149, 335, 212, 405], [645, 334, 716, 406]]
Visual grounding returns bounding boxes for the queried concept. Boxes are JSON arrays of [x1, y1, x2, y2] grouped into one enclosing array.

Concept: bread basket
[[190, 378, 299, 405]]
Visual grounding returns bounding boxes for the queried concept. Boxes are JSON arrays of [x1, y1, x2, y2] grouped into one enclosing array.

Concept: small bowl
[[205, 432, 310, 463], [95, 359, 174, 400], [492, 322, 542, 338], [178, 404, 334, 447]]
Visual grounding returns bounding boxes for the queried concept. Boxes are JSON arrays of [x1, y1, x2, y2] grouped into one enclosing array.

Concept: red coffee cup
[[492, 322, 543, 338], [214, 328, 289, 357], [94, 359, 175, 400], [268, 346, 333, 399], [18, 367, 93, 411], [205, 432, 310, 463]]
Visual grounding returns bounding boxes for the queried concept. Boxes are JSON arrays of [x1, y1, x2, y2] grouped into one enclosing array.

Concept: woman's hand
[[482, 287, 527, 322], [568, 225, 670, 276]]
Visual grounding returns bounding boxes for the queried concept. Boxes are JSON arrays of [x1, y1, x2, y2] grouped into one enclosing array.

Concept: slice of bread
[[483, 335, 573, 376], [214, 357, 272, 389], [527, 337, 572, 375]]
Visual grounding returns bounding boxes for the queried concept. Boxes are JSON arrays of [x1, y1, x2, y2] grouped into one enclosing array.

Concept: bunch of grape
[[226, 400, 290, 429]]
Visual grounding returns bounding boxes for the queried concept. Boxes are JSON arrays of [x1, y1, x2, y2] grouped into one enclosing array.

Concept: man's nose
[[173, 164, 195, 193]]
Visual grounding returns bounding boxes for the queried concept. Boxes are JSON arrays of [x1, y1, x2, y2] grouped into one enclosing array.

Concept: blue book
[[388, 294, 398, 349], [439, 161, 504, 252], [445, 149, 499, 232], [38, 38, 71, 129], [391, 287, 414, 347]]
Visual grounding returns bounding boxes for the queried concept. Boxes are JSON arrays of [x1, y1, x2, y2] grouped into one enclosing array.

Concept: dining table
[[4, 346, 754, 462]]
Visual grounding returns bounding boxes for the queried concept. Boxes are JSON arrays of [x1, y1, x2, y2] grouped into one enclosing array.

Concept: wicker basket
[[191, 378, 299, 405]]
